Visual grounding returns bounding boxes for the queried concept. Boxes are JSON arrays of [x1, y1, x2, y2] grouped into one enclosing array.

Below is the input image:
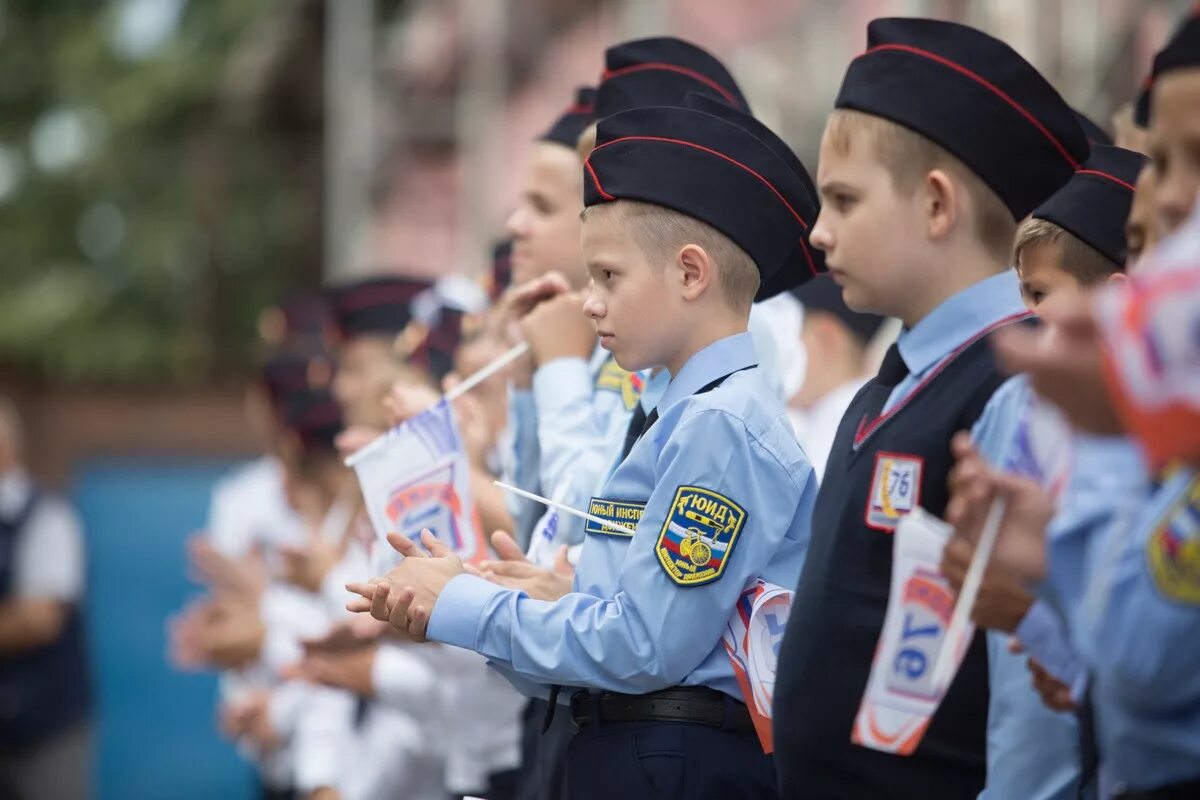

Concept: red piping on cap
[[1075, 169, 1137, 193], [601, 62, 741, 108], [862, 43, 1082, 170], [584, 159, 615, 201], [587, 134, 819, 277]]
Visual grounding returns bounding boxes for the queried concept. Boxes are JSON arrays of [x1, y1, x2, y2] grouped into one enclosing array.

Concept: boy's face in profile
[[580, 206, 681, 373], [1015, 244, 1088, 311], [1150, 67, 1200, 237], [809, 122, 927, 319], [506, 143, 586, 287], [331, 336, 404, 429]]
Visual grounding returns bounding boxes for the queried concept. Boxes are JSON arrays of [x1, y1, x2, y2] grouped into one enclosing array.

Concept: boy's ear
[[1106, 271, 1128, 286], [924, 168, 959, 240], [677, 244, 714, 301]]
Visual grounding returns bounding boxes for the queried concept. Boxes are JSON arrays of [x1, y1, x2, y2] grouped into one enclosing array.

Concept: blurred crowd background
[[0, 1, 1190, 797]]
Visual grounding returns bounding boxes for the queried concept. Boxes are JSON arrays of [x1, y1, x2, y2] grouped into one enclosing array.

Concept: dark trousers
[[515, 698, 575, 800], [563, 720, 775, 800], [0, 720, 91, 800]]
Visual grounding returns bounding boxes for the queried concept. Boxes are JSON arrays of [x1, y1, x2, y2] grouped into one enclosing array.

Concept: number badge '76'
[[866, 452, 924, 532]]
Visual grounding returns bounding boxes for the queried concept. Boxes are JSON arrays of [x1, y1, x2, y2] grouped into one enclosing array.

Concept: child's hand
[[346, 530, 463, 641], [520, 291, 595, 366]]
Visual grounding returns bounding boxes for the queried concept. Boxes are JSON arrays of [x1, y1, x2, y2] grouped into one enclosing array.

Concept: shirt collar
[[897, 270, 1026, 378], [660, 332, 758, 411]]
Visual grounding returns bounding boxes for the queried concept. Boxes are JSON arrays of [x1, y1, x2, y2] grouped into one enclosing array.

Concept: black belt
[[1115, 776, 1200, 799], [569, 687, 756, 733]]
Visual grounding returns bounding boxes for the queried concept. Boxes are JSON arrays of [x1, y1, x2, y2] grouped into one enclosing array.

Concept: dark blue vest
[[775, 330, 1014, 799], [0, 486, 91, 751]]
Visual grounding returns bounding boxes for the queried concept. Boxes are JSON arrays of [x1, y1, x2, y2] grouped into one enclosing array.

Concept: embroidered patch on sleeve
[[656, 486, 747, 586], [1146, 476, 1200, 605], [584, 497, 646, 538], [865, 452, 924, 532], [594, 359, 644, 411]]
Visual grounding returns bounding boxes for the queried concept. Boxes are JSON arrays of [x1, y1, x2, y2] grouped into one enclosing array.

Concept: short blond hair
[[597, 200, 760, 312], [576, 122, 598, 161], [826, 109, 1017, 264], [1012, 217, 1120, 285]]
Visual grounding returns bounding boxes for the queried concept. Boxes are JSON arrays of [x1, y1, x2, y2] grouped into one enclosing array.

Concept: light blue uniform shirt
[[428, 332, 817, 699], [1054, 449, 1200, 792], [506, 344, 644, 550], [884, 270, 1083, 800]]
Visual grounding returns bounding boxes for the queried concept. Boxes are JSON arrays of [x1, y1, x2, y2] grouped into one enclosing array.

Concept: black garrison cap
[[792, 273, 885, 345], [593, 37, 749, 121], [583, 104, 822, 299], [540, 86, 596, 149], [325, 276, 432, 342], [834, 17, 1090, 219], [1032, 144, 1149, 269]]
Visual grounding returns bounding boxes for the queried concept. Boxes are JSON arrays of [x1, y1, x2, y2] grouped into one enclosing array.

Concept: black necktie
[[618, 402, 649, 464], [857, 343, 910, 432], [875, 342, 909, 388]]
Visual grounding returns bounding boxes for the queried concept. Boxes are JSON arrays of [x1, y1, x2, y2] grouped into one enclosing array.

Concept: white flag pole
[[344, 342, 529, 468], [493, 480, 638, 537], [445, 342, 528, 401], [931, 496, 1007, 690]]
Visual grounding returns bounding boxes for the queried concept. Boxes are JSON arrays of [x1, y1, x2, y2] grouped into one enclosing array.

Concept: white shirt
[[204, 457, 308, 788], [788, 379, 866, 481], [0, 468, 84, 601], [749, 294, 806, 402], [207, 456, 307, 560]]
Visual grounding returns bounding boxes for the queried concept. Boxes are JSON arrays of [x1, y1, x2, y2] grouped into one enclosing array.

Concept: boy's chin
[[608, 346, 654, 374]]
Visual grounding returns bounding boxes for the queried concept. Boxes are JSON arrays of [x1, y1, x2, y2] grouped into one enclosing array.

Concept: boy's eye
[[832, 193, 856, 210], [1029, 290, 1045, 306], [603, 269, 615, 281]]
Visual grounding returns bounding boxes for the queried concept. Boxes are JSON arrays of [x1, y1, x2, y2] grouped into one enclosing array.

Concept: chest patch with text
[[585, 497, 646, 538]]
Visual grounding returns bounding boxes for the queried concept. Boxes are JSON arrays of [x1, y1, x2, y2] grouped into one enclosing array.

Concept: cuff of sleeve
[[427, 573, 510, 652], [372, 643, 436, 707], [1014, 600, 1084, 689], [532, 357, 592, 415]]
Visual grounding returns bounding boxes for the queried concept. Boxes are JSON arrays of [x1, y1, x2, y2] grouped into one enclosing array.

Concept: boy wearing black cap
[[772, 17, 1089, 799], [348, 101, 822, 800], [325, 276, 444, 432], [1014, 145, 1150, 310], [933, 143, 1148, 800]]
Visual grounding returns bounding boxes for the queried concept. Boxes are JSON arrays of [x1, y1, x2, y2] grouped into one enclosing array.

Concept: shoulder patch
[[595, 359, 644, 411], [656, 485, 747, 586], [584, 497, 646, 538], [1146, 476, 1200, 605]]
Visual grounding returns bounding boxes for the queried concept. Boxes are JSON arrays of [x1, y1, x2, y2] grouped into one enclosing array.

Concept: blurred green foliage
[[0, 0, 324, 384]]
